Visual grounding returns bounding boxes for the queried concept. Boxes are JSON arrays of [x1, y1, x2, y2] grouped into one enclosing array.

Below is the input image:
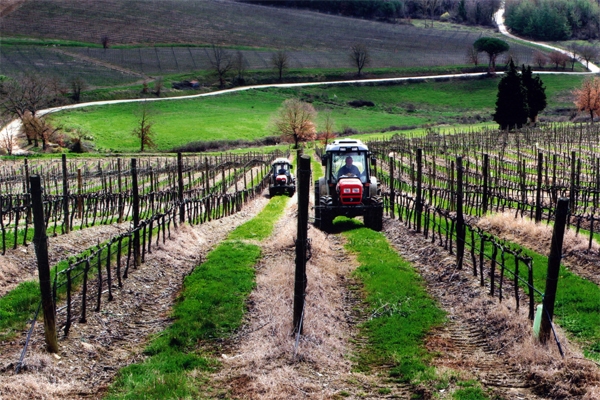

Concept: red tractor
[[269, 157, 295, 197], [314, 139, 383, 231]]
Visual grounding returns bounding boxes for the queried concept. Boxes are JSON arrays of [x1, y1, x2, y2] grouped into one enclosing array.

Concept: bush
[[170, 136, 279, 153], [348, 99, 375, 107]]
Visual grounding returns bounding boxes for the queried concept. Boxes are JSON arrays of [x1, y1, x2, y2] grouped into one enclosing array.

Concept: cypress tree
[[493, 60, 528, 130], [522, 65, 547, 125]]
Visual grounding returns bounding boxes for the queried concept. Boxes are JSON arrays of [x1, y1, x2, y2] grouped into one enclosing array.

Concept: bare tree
[[209, 45, 233, 88], [273, 98, 317, 149], [233, 50, 247, 85], [131, 101, 157, 152], [566, 43, 580, 71], [465, 45, 479, 66], [349, 43, 371, 77], [22, 113, 62, 150], [576, 44, 599, 70], [271, 50, 289, 82], [548, 51, 569, 69], [70, 76, 87, 103], [0, 113, 17, 155], [0, 75, 53, 145], [317, 111, 336, 145], [153, 77, 163, 96], [533, 51, 548, 69]]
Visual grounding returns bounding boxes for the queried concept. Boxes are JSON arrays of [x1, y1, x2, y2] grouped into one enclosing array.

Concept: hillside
[[0, 0, 539, 87]]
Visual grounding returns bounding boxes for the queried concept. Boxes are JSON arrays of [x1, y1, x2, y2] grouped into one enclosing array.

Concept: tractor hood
[[336, 177, 363, 205]]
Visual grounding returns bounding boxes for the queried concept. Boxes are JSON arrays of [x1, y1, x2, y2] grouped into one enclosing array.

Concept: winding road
[[2, 4, 598, 155]]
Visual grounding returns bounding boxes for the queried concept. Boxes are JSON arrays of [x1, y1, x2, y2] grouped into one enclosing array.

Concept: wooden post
[[222, 166, 226, 194], [131, 159, 141, 267], [569, 151, 576, 215], [204, 157, 210, 195], [61, 154, 70, 234], [77, 169, 83, 219], [450, 160, 455, 212], [30, 175, 59, 353], [389, 157, 395, 219], [293, 155, 311, 334], [482, 154, 489, 216], [540, 198, 569, 344], [456, 157, 465, 270], [535, 152, 543, 222], [177, 152, 185, 223], [415, 148, 423, 232]]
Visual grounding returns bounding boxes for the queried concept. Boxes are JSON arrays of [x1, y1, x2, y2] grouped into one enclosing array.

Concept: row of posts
[[391, 149, 569, 346], [32, 154, 185, 352]]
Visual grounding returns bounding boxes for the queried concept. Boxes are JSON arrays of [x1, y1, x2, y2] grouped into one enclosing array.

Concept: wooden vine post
[[131, 158, 141, 267], [540, 197, 569, 344], [30, 175, 59, 353], [389, 156, 395, 219], [569, 151, 576, 217], [293, 155, 311, 334], [415, 148, 423, 233], [535, 152, 543, 222], [482, 154, 489, 216], [62, 154, 70, 234], [456, 156, 465, 270], [177, 152, 185, 223]]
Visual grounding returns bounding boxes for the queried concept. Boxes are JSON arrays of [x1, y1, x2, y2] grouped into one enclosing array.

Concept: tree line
[[505, 0, 600, 40], [239, 0, 501, 26]]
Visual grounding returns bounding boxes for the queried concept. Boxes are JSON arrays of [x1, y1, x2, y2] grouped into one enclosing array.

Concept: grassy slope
[[51, 74, 585, 153]]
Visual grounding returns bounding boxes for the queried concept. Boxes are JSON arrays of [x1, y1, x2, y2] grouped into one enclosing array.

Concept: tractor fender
[[369, 176, 379, 197], [318, 177, 329, 197]]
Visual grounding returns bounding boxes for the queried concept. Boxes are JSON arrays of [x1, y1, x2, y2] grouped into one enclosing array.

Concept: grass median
[[106, 195, 289, 399]]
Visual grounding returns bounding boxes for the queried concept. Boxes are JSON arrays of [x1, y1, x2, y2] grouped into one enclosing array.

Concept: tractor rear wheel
[[364, 196, 383, 231], [316, 195, 334, 232]]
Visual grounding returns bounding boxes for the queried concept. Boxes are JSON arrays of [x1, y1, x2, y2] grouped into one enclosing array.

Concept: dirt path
[[0, 193, 270, 399], [212, 194, 415, 399], [0, 0, 25, 17]]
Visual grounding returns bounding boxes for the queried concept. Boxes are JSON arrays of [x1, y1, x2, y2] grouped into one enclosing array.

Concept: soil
[[1, 189, 599, 399]]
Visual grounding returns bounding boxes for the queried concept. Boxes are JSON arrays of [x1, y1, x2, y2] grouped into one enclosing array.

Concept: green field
[[50, 74, 586, 152]]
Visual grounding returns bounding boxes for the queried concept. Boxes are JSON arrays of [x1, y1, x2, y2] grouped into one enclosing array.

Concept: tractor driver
[[337, 156, 361, 178]]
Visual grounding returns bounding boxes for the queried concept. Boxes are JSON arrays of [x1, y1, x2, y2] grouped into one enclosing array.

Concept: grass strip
[[340, 217, 498, 398], [340, 218, 445, 382], [107, 195, 289, 398]]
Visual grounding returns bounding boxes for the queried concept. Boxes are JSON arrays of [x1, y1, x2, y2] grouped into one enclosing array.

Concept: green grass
[[340, 218, 445, 383], [50, 73, 586, 153], [107, 195, 288, 399], [227, 195, 289, 241]]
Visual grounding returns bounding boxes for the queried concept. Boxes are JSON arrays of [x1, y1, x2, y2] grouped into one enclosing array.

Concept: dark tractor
[[269, 157, 295, 197], [314, 139, 383, 231]]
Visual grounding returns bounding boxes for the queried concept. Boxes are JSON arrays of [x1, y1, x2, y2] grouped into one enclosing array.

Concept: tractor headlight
[[352, 188, 360, 193], [343, 188, 350, 193]]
